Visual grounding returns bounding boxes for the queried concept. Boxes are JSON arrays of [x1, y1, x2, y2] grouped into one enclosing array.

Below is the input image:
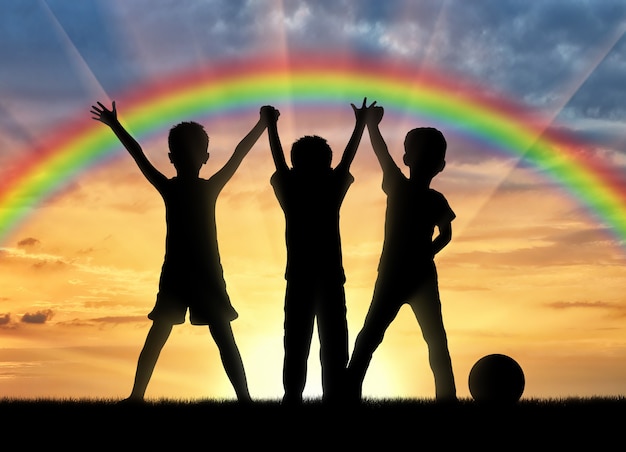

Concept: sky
[[1, 0, 626, 401]]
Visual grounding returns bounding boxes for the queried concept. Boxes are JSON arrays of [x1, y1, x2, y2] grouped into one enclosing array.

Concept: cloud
[[447, 229, 620, 268], [21, 309, 54, 324], [32, 259, 68, 271], [17, 237, 41, 248], [59, 315, 146, 328], [0, 313, 11, 325], [546, 301, 615, 310], [545, 300, 626, 319], [430, 2, 626, 114], [2, 1, 624, 157], [90, 315, 146, 324]]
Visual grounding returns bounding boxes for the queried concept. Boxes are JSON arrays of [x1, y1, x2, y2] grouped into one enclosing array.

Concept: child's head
[[403, 127, 447, 178], [168, 121, 209, 174], [290, 135, 332, 172]]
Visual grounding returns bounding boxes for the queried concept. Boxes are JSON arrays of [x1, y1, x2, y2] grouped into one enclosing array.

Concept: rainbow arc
[[0, 54, 624, 245]]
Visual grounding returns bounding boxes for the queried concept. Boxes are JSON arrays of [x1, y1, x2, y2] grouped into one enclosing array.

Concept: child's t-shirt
[[378, 166, 455, 280], [155, 176, 237, 321], [271, 168, 354, 284]]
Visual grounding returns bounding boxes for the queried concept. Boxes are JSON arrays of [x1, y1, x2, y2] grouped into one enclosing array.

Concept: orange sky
[[1, 111, 626, 401]]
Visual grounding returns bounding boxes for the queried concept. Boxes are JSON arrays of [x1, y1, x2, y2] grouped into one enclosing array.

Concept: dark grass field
[[2, 397, 623, 451]]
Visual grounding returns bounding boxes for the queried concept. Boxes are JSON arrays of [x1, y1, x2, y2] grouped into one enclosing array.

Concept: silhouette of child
[[91, 101, 270, 402], [262, 98, 375, 404], [348, 103, 457, 402]]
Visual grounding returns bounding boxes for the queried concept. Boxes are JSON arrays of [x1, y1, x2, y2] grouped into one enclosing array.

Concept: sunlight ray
[[41, 1, 109, 101], [456, 24, 626, 238], [268, 0, 298, 143], [0, 102, 37, 151], [543, 24, 626, 125], [2, 1, 625, 402], [393, 0, 451, 132]]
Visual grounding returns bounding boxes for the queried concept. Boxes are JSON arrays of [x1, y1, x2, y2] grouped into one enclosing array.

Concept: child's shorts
[[148, 288, 238, 325]]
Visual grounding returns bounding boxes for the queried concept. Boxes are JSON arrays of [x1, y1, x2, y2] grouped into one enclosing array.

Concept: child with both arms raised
[[263, 98, 376, 404], [91, 101, 272, 402]]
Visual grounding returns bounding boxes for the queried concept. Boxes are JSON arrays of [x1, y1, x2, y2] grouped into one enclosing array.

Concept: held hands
[[260, 105, 280, 125], [367, 104, 384, 125], [91, 101, 118, 127], [351, 97, 381, 125]]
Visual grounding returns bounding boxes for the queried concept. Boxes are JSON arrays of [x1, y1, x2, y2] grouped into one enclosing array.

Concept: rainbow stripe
[[1, 54, 624, 245]]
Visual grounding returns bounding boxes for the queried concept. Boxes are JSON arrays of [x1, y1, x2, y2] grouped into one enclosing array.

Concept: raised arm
[[365, 105, 399, 174], [91, 101, 166, 189], [335, 97, 375, 173], [211, 107, 269, 186], [262, 105, 287, 173]]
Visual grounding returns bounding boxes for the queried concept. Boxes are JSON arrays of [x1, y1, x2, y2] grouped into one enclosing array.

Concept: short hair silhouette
[[91, 101, 270, 403], [168, 121, 209, 156], [263, 99, 376, 405], [348, 104, 457, 403], [405, 127, 446, 158], [290, 135, 333, 170], [403, 127, 447, 175]]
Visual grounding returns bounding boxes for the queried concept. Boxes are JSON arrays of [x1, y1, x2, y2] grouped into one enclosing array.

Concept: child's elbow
[[440, 224, 452, 240]]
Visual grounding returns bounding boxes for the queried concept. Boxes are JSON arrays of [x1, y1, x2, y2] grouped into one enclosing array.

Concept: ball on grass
[[468, 354, 525, 404]]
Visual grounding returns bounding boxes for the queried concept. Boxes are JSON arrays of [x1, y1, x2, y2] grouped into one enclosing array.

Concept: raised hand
[[367, 104, 384, 126], [260, 105, 280, 125], [91, 101, 118, 127], [351, 97, 377, 123]]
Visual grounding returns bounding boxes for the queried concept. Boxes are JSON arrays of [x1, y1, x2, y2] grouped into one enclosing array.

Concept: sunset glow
[[1, 1, 626, 401]]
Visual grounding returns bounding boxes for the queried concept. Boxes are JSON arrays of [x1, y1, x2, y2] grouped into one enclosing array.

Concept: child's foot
[[117, 396, 145, 405], [238, 394, 253, 405], [436, 394, 459, 404], [343, 374, 363, 404], [281, 393, 303, 407]]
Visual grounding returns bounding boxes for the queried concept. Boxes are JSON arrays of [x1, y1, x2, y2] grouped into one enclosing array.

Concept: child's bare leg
[[317, 285, 348, 403], [127, 321, 173, 401], [209, 322, 251, 402], [410, 299, 457, 401], [348, 284, 401, 400]]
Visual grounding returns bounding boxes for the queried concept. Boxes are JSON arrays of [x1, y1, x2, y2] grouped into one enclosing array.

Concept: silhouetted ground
[[1, 397, 622, 450]]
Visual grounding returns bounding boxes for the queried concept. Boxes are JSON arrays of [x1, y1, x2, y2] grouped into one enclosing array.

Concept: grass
[[1, 396, 624, 450]]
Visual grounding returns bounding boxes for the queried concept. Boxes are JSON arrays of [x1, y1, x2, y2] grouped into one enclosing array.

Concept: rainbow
[[1, 54, 625, 245]]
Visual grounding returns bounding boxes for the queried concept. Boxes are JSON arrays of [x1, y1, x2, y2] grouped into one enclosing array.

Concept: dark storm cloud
[[21, 309, 54, 324]]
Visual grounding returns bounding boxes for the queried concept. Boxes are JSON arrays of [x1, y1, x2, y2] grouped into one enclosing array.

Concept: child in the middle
[[263, 98, 375, 405]]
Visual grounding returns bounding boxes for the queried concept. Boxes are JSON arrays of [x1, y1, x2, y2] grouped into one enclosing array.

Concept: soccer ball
[[468, 354, 525, 404]]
